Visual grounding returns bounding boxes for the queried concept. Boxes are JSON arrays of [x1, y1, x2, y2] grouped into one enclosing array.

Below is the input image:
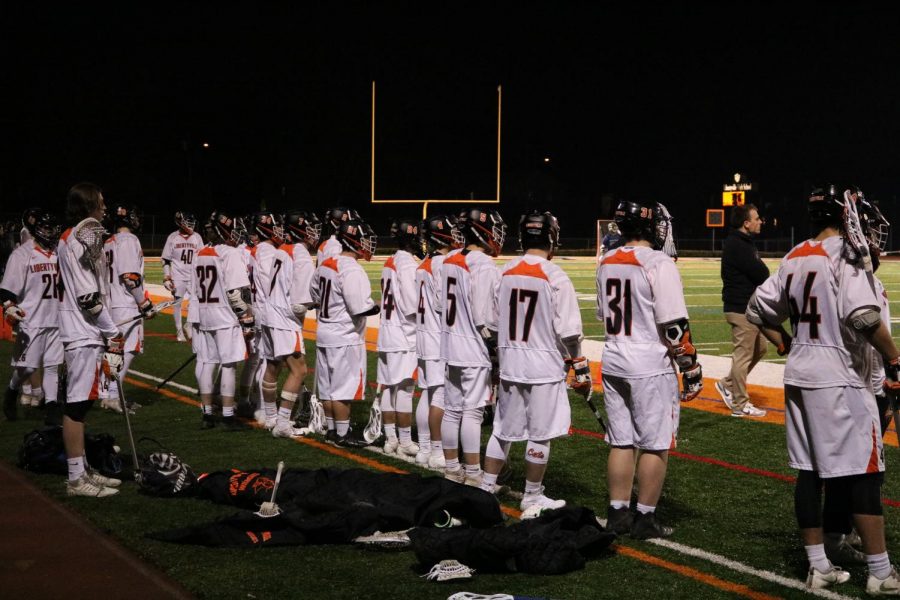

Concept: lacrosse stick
[[156, 354, 196, 391], [256, 461, 284, 517], [844, 189, 878, 295], [421, 560, 475, 582], [583, 386, 607, 434], [115, 299, 179, 327], [363, 383, 384, 443], [298, 373, 326, 435], [114, 373, 142, 482]]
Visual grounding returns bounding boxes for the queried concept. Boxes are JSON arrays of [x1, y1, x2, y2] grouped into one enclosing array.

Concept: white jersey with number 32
[[498, 255, 583, 383], [191, 244, 250, 331], [596, 246, 688, 378]]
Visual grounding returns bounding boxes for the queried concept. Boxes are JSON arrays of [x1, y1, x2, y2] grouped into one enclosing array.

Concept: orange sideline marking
[[615, 545, 781, 600], [124, 375, 781, 595]]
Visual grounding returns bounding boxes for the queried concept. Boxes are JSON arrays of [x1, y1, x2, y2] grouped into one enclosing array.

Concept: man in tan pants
[[716, 204, 769, 417]]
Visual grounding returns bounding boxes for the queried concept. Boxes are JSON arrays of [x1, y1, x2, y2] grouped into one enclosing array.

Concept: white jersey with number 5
[[415, 252, 447, 360], [162, 231, 203, 284], [378, 250, 418, 352], [191, 244, 250, 331], [596, 246, 687, 378], [751, 237, 877, 389], [498, 255, 583, 384], [311, 255, 375, 347], [440, 249, 500, 368], [0, 240, 61, 328]]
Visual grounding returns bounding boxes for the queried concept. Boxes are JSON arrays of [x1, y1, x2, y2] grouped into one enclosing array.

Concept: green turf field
[[3, 256, 900, 599]]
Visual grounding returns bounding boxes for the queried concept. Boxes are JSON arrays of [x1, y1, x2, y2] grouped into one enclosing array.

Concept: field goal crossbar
[[370, 81, 502, 220]]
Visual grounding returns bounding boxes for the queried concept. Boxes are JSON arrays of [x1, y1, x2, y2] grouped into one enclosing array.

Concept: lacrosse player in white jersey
[[747, 186, 900, 593], [439, 207, 506, 485], [248, 212, 308, 438], [316, 207, 359, 265], [99, 204, 154, 413], [281, 210, 321, 424], [597, 200, 702, 539], [191, 211, 254, 431], [2, 209, 63, 425], [483, 210, 589, 514], [57, 183, 123, 497], [311, 218, 379, 447], [162, 211, 203, 341], [413, 214, 461, 468], [235, 222, 262, 419], [376, 219, 422, 456]]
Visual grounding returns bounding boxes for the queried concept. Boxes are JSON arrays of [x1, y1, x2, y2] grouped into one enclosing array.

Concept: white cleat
[[271, 420, 303, 438], [428, 453, 446, 469], [67, 474, 119, 498], [806, 565, 851, 590], [867, 567, 900, 596], [415, 449, 431, 465], [87, 468, 122, 488], [519, 486, 566, 519], [383, 438, 399, 455], [398, 441, 420, 457], [176, 332, 187, 343], [444, 466, 466, 484]]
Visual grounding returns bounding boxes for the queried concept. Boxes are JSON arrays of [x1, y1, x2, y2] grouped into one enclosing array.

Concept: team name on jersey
[[174, 242, 198, 249], [29, 262, 58, 273]]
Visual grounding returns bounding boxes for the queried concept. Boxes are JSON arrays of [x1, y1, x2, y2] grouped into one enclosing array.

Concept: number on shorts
[[605, 278, 632, 335]]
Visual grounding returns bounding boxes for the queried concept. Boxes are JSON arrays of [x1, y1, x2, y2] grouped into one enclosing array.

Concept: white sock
[[222, 405, 234, 417], [610, 499, 630, 510], [278, 406, 292, 420], [636, 503, 655, 515], [868, 552, 892, 579], [264, 401, 277, 419], [384, 423, 397, 441], [326, 416, 335, 431], [805, 544, 832, 573], [464, 463, 482, 478], [524, 479, 543, 495], [445, 458, 460, 472], [431, 440, 443, 454], [398, 426, 412, 445], [67, 456, 85, 482], [336, 420, 350, 436], [202, 404, 214, 415], [480, 471, 498, 492]]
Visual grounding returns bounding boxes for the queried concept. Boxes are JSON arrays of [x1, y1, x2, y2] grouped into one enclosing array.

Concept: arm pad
[[561, 334, 583, 360], [848, 306, 882, 333], [662, 318, 697, 371], [291, 303, 308, 320], [0, 288, 17, 304], [745, 290, 775, 328], [77, 292, 103, 316], [226, 287, 252, 317], [354, 305, 380, 318], [121, 272, 145, 305]]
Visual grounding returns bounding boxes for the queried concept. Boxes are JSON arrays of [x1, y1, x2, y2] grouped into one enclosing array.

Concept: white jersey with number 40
[[162, 231, 203, 283], [752, 236, 877, 389], [596, 246, 688, 378], [498, 255, 583, 384]]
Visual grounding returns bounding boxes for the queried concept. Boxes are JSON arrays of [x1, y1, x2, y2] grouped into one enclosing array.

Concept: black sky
[[3, 2, 899, 239]]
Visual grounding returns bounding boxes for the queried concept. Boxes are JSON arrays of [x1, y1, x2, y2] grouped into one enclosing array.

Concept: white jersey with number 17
[[498, 254, 583, 384]]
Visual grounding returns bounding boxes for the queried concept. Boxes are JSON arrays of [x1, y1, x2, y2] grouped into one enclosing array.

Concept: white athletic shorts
[[200, 326, 247, 365], [111, 307, 144, 354], [316, 344, 366, 401], [259, 326, 304, 360], [377, 350, 417, 386], [12, 326, 63, 369], [417, 358, 446, 388], [174, 279, 190, 299], [494, 379, 571, 442], [64, 345, 103, 403], [190, 324, 213, 364], [603, 372, 680, 451], [444, 365, 492, 410], [785, 384, 884, 478]]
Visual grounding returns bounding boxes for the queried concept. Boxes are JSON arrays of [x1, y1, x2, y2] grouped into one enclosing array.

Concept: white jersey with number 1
[[498, 254, 583, 384]]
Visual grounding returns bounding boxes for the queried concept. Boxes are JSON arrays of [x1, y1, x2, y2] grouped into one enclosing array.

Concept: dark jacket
[[721, 229, 769, 313]]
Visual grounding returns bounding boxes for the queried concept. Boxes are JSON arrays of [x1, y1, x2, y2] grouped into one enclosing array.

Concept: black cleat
[[201, 413, 217, 429], [324, 430, 339, 444], [606, 506, 634, 535], [630, 511, 673, 540], [235, 402, 255, 419], [3, 387, 18, 421], [335, 429, 370, 448], [43, 402, 63, 427], [221, 416, 251, 431]]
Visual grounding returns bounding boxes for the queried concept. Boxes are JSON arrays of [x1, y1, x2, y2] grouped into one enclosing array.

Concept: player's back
[[498, 255, 581, 383], [313, 255, 372, 347], [415, 252, 446, 360], [57, 226, 107, 344], [252, 242, 298, 331], [316, 236, 342, 265], [440, 249, 498, 368], [104, 232, 144, 311], [378, 250, 417, 352], [597, 246, 686, 378], [282, 242, 314, 324], [193, 243, 245, 330], [0, 240, 60, 329], [772, 237, 874, 388]]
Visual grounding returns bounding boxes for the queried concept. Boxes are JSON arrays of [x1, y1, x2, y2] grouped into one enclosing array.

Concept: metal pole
[[790, 226, 794, 249], [711, 228, 716, 252]]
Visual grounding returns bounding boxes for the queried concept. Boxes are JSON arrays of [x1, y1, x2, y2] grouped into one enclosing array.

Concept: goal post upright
[[370, 81, 502, 220]]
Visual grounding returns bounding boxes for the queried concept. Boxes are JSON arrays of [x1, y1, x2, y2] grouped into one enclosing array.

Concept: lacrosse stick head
[[74, 217, 108, 264], [421, 559, 475, 582], [306, 394, 327, 434], [353, 529, 412, 550], [842, 188, 873, 270], [363, 401, 383, 443], [255, 501, 283, 518]]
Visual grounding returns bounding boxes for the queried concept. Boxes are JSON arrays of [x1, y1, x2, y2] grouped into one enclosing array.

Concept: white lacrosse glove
[[163, 276, 176, 294], [102, 336, 125, 377], [3, 301, 25, 326], [566, 357, 592, 397]]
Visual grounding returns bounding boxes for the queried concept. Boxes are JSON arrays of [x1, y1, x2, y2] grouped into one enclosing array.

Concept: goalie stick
[[156, 354, 196, 391]]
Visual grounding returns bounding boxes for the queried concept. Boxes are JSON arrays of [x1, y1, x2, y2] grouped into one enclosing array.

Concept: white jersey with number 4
[[0, 239, 61, 329], [416, 252, 447, 361], [751, 236, 877, 389], [440, 249, 500, 368], [162, 231, 203, 284], [311, 255, 376, 347], [103, 231, 145, 313], [191, 244, 250, 331], [498, 254, 583, 384], [596, 246, 687, 378], [378, 250, 418, 353]]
